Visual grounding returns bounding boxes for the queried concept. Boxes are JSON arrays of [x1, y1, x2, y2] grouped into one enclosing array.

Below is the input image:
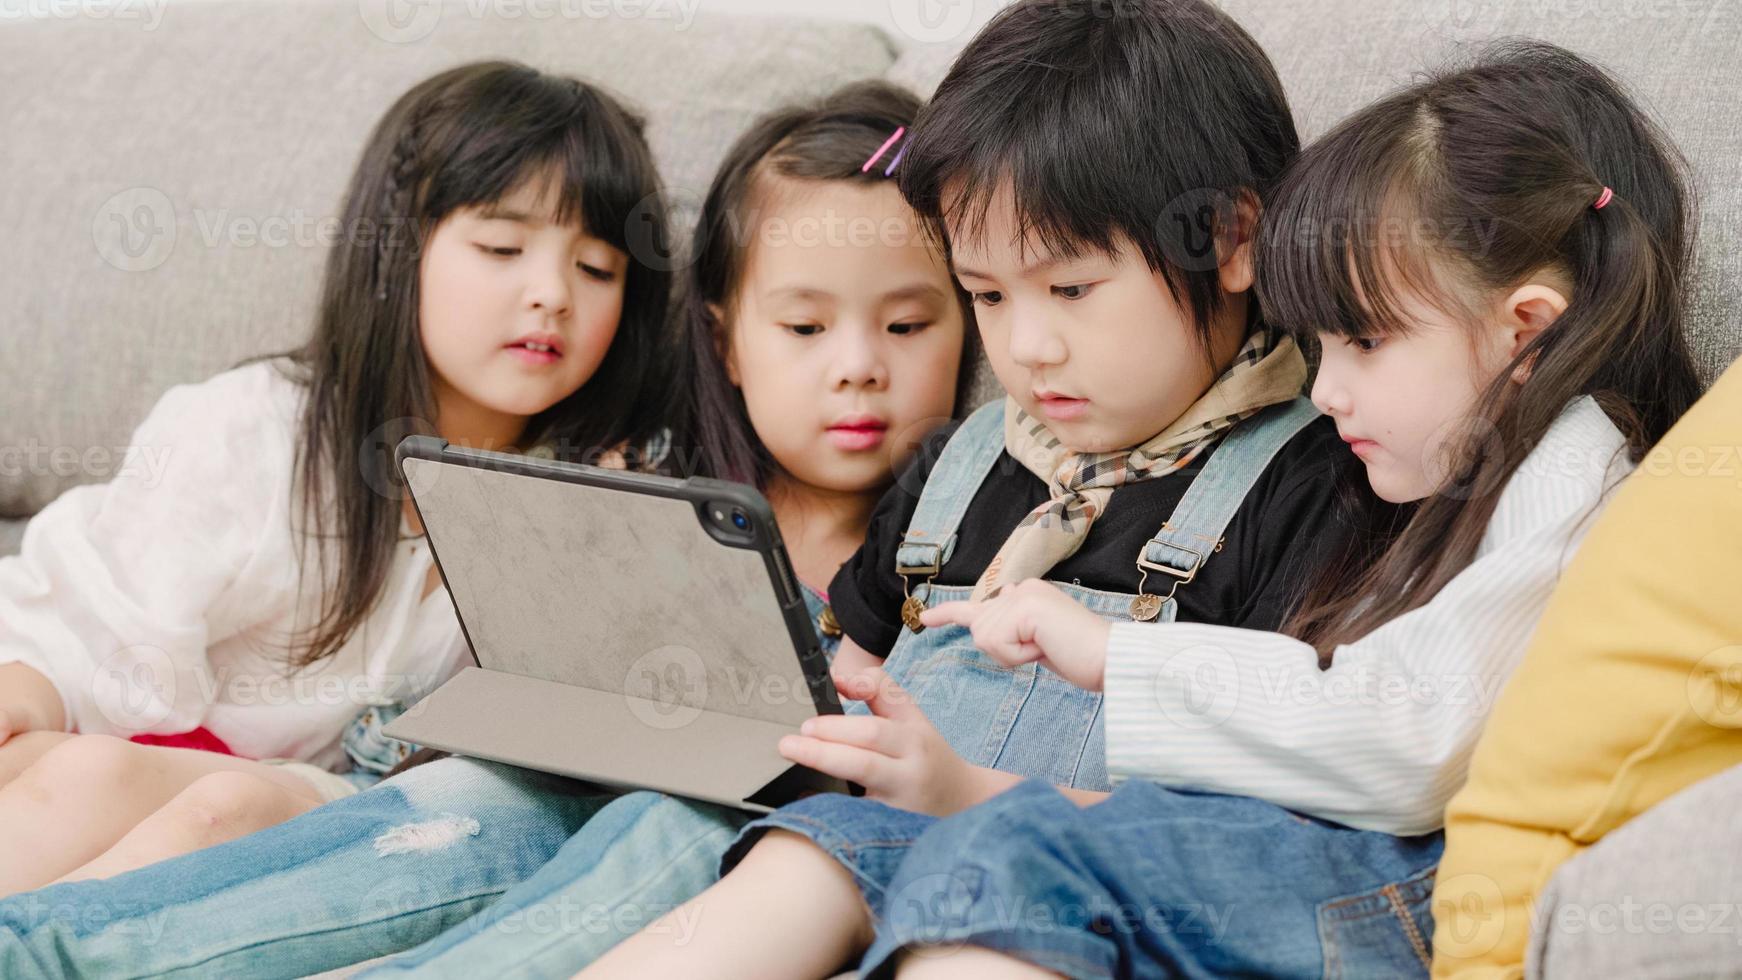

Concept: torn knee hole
[[372, 813, 481, 856]]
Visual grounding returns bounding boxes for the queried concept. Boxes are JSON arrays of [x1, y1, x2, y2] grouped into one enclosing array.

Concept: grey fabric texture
[[1528, 762, 1742, 979], [5, 0, 1741, 548], [0, 0, 898, 521], [0, 520, 25, 559]]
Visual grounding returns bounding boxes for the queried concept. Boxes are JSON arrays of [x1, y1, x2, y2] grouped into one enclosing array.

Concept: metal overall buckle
[[1129, 529, 1221, 622], [896, 542, 943, 634]]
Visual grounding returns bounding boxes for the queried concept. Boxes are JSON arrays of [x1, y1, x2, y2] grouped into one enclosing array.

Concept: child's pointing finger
[[918, 600, 976, 628]]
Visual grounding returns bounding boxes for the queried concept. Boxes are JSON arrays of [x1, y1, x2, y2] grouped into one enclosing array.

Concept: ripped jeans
[[0, 757, 616, 978]]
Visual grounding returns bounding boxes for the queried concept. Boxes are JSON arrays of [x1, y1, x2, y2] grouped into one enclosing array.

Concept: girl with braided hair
[[0, 60, 675, 895]]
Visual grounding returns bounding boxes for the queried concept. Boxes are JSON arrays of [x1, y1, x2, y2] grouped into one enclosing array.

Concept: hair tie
[[1593, 186, 1614, 210], [862, 126, 906, 174]]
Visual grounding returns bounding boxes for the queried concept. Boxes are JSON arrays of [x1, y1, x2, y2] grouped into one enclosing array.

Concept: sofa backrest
[[3, 0, 1738, 556], [0, 0, 900, 528]]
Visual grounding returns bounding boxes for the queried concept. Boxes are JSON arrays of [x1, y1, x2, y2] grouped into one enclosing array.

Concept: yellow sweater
[[1432, 356, 1742, 977]]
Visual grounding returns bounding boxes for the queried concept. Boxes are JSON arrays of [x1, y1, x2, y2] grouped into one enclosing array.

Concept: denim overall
[[849, 396, 1321, 790]]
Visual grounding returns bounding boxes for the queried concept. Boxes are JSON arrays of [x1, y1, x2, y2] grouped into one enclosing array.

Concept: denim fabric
[[863, 398, 1321, 792], [0, 756, 611, 978], [361, 791, 751, 978], [860, 780, 1443, 980], [721, 791, 941, 920]]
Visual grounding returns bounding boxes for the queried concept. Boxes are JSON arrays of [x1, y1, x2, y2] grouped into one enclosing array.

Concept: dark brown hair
[[895, 0, 1300, 353], [276, 61, 673, 668], [673, 80, 978, 488], [1261, 40, 1703, 656]]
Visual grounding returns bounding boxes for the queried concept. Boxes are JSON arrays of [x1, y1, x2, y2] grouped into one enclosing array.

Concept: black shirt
[[828, 413, 1369, 658]]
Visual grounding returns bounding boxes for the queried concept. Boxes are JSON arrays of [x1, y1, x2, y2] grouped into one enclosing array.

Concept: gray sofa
[[1, 1, 1739, 975], [1, 0, 1738, 557]]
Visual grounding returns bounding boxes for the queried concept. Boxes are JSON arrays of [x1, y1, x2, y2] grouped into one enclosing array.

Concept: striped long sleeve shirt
[[1101, 396, 1633, 835]]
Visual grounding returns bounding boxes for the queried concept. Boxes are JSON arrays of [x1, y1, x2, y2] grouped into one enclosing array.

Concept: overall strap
[[1131, 397, 1321, 617], [895, 399, 1008, 578]]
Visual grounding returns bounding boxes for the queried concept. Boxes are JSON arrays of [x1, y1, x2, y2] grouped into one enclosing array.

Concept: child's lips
[[827, 419, 887, 451], [1342, 435, 1380, 456], [506, 345, 561, 366], [505, 333, 564, 366], [1035, 394, 1089, 421]]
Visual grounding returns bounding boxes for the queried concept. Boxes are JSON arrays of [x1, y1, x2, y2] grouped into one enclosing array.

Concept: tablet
[[382, 435, 852, 812]]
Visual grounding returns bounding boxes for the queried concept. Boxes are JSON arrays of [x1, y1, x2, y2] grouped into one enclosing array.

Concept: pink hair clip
[[1594, 186, 1614, 210], [862, 126, 906, 173]]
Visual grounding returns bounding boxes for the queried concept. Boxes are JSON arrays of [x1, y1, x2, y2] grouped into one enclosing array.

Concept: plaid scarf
[[972, 331, 1308, 601]]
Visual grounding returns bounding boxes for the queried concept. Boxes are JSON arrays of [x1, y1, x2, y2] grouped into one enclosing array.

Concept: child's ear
[[1497, 283, 1569, 384], [706, 302, 742, 387], [1215, 190, 1262, 295]]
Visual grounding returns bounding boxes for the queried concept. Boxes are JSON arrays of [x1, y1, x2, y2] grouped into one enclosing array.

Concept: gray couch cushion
[[0, 0, 899, 520], [891, 0, 1742, 386], [0, 520, 25, 559]]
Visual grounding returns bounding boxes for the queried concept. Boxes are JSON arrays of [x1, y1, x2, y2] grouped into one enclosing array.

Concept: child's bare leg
[[0, 735, 326, 896], [52, 769, 323, 886], [580, 829, 875, 980], [895, 946, 1062, 979], [0, 731, 74, 789]]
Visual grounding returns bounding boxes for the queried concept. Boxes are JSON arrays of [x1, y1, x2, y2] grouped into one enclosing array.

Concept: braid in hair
[[376, 108, 426, 300]]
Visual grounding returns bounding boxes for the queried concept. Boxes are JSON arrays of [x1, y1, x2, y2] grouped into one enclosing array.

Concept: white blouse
[[0, 361, 469, 771], [1102, 396, 1634, 835]]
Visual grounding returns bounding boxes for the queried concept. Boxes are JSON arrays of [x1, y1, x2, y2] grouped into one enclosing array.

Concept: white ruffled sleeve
[[0, 367, 285, 736]]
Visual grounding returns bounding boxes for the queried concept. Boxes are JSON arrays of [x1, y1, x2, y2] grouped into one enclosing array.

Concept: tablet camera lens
[[731, 509, 750, 531]]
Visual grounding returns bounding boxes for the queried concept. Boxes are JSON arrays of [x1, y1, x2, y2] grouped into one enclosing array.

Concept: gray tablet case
[[382, 437, 850, 813]]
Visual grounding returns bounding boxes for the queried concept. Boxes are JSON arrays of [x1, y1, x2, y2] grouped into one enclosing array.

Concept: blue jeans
[[0, 757, 609, 978], [361, 790, 749, 977], [733, 781, 1443, 980], [723, 792, 940, 921]]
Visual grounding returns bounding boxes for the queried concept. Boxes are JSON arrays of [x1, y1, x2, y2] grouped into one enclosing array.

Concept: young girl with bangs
[[0, 60, 676, 897]]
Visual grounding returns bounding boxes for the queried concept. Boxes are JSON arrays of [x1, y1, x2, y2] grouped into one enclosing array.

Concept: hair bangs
[[423, 72, 659, 254], [1256, 100, 1467, 345]]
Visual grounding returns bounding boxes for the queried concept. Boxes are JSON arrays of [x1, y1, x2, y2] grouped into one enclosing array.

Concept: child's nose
[[832, 328, 887, 389], [1310, 369, 1352, 417], [526, 259, 573, 317], [1007, 309, 1066, 368]]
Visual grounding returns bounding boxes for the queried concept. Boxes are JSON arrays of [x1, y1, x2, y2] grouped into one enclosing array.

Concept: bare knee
[[0, 731, 75, 778], [0, 730, 75, 759], [14, 734, 143, 804], [159, 770, 298, 841]]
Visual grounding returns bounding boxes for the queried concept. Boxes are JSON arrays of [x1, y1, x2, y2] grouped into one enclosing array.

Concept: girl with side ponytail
[[1266, 38, 1702, 654]]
